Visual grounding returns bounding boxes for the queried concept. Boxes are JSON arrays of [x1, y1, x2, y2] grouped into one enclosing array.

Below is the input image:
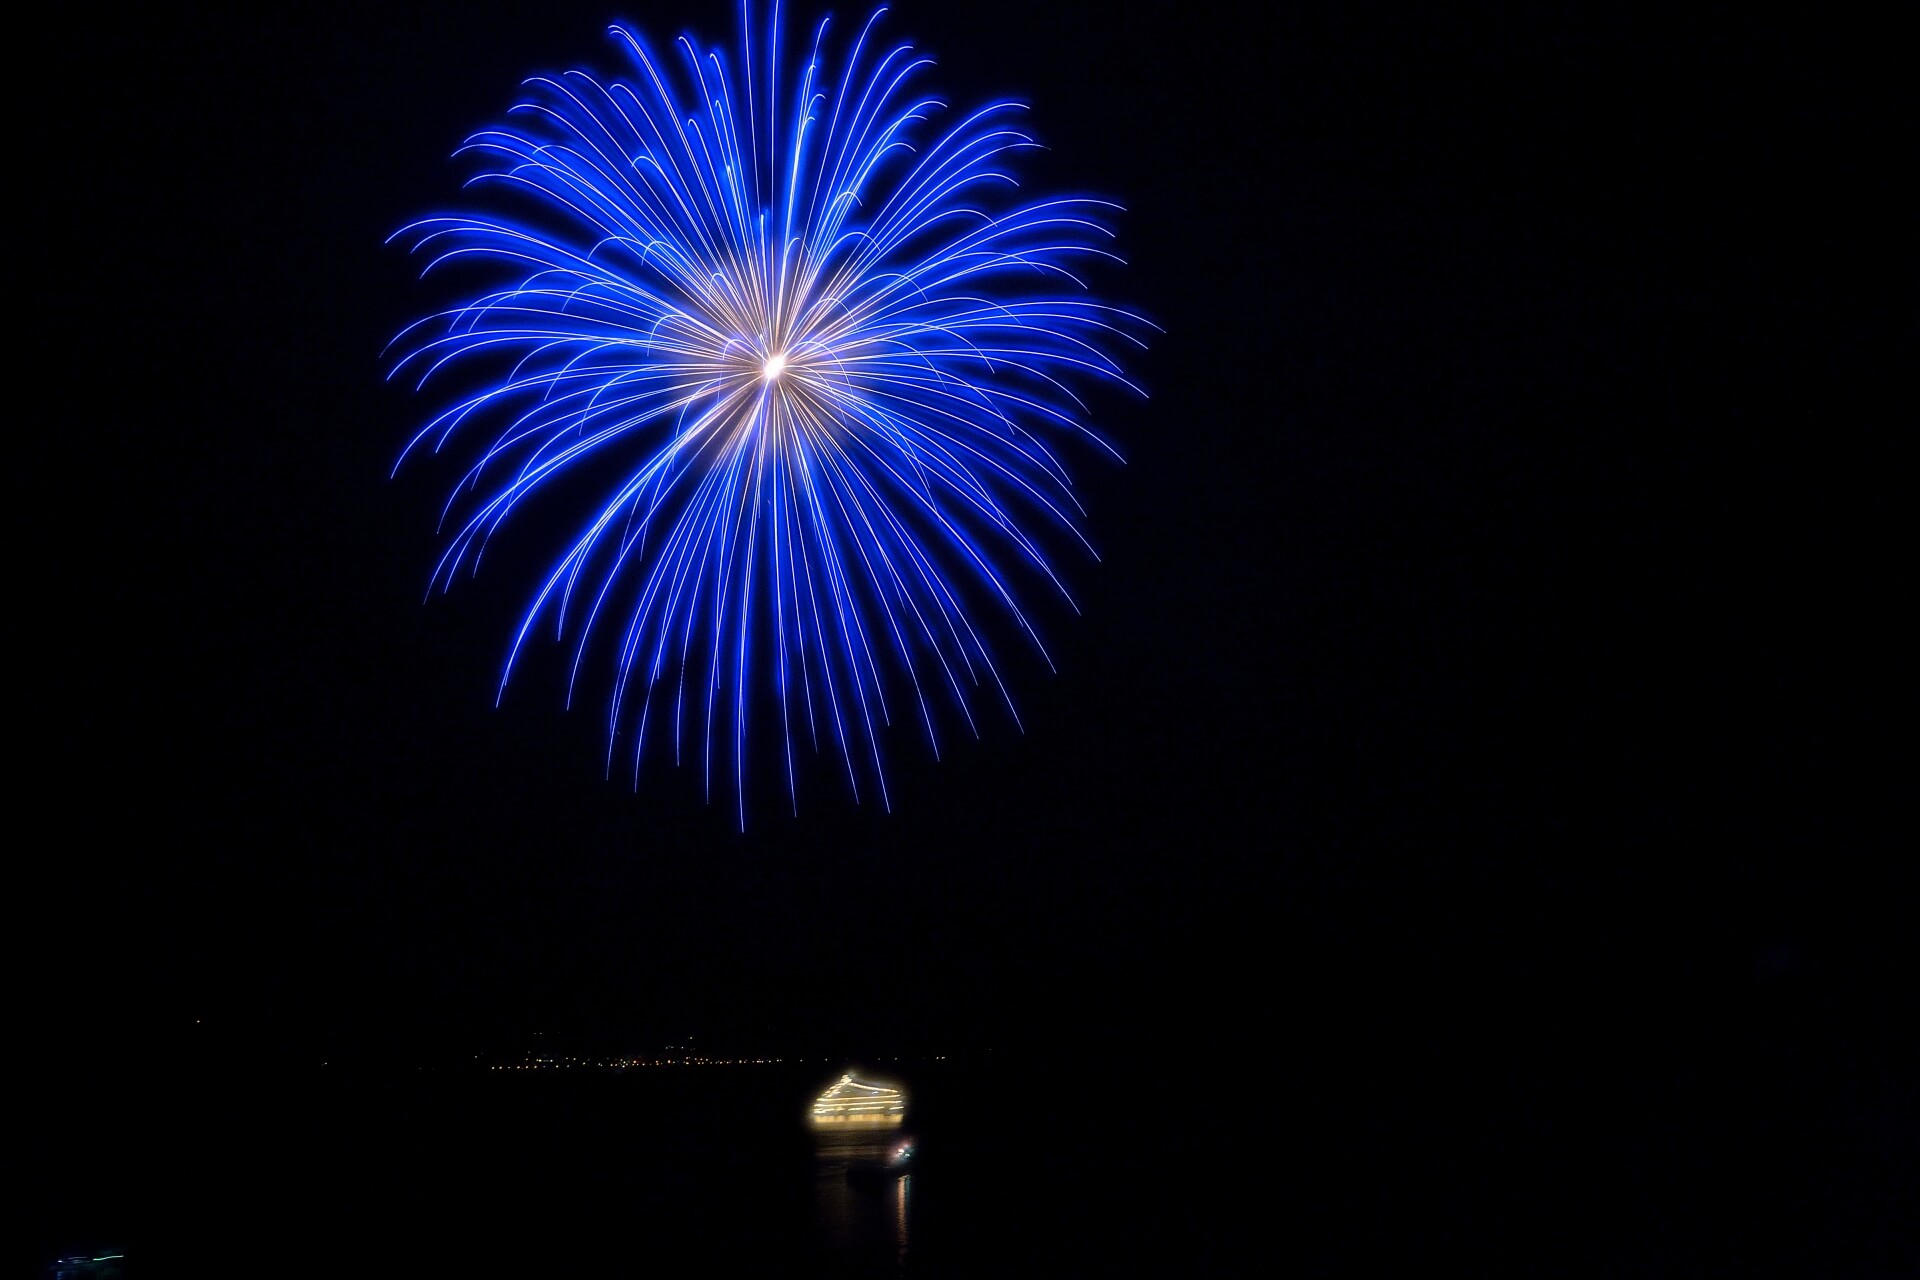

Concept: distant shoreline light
[[480, 1055, 946, 1072]]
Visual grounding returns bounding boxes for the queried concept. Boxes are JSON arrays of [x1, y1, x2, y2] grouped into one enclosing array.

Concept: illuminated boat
[[809, 1072, 906, 1129]]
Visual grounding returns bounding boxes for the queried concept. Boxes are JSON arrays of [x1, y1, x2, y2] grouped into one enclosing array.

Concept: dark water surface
[[31, 1039, 1915, 1276], [29, 1058, 1238, 1278]]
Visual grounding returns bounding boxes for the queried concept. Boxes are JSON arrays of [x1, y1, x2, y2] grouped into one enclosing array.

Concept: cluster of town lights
[[489, 1055, 943, 1071]]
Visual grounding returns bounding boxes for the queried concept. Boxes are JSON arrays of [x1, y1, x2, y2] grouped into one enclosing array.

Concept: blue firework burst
[[389, 2, 1150, 823]]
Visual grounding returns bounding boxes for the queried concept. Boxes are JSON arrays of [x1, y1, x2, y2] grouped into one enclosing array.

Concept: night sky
[[30, 0, 1910, 1263]]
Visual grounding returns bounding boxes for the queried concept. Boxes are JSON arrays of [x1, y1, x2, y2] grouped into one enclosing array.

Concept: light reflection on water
[[813, 1128, 911, 1274]]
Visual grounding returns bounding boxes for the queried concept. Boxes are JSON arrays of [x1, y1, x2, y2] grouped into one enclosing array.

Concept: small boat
[[846, 1136, 916, 1188]]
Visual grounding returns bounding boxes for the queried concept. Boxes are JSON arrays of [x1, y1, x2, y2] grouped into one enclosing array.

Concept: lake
[[29, 1055, 1243, 1277]]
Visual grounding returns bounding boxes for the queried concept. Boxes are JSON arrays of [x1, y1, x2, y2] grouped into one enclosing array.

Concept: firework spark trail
[[389, 2, 1151, 825]]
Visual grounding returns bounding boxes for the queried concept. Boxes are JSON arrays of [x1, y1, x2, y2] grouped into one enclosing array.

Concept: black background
[[27, 1, 1911, 1272]]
